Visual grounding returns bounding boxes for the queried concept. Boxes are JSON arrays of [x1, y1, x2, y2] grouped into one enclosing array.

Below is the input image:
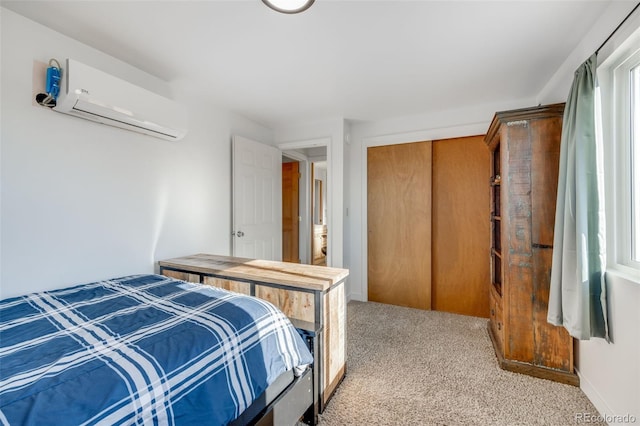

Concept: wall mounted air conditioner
[[53, 59, 187, 141]]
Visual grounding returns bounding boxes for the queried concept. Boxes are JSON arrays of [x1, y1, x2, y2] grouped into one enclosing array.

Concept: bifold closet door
[[367, 141, 432, 310]]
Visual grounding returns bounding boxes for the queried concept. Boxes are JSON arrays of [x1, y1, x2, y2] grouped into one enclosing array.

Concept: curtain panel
[[547, 53, 609, 341]]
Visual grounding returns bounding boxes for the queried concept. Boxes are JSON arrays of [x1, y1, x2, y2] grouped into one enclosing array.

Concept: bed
[[0, 274, 314, 425]]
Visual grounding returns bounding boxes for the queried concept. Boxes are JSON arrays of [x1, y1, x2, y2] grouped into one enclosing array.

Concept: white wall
[[577, 272, 640, 424], [0, 8, 272, 298], [537, 1, 638, 105]]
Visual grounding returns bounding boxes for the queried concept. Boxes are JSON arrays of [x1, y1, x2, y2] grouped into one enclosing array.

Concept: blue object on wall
[[45, 66, 61, 100]]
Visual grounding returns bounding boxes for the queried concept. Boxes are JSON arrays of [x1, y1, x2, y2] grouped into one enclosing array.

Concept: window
[[598, 24, 640, 274]]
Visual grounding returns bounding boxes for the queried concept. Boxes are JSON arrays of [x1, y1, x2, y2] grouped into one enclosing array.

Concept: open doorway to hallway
[[282, 146, 328, 265]]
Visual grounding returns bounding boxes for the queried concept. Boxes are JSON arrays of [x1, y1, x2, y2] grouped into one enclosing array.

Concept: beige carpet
[[318, 301, 604, 426]]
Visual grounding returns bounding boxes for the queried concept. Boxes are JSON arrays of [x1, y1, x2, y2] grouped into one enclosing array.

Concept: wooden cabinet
[[485, 104, 578, 386], [158, 253, 349, 412]]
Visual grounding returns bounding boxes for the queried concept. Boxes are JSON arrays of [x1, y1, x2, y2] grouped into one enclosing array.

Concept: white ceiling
[[3, 0, 614, 129]]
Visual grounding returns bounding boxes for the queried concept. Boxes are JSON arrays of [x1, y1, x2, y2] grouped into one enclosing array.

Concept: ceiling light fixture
[[262, 0, 315, 14]]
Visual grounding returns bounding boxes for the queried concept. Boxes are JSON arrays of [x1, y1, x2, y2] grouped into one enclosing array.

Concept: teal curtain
[[548, 53, 609, 341]]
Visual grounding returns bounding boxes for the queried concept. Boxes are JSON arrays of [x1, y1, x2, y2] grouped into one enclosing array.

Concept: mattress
[[0, 274, 313, 425]]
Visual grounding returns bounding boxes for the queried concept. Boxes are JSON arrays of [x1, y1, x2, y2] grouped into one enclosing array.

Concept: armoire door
[[367, 141, 432, 310]]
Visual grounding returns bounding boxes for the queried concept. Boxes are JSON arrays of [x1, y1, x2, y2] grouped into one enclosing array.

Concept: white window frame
[[598, 24, 640, 277], [632, 64, 640, 264]]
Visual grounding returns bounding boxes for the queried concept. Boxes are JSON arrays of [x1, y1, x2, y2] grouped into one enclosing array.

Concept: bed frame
[[230, 324, 320, 425], [230, 367, 315, 426]]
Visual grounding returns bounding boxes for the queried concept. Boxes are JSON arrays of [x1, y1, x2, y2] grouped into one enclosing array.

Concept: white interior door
[[232, 135, 282, 260]]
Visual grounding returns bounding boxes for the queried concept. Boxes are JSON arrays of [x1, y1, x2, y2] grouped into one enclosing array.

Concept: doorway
[[311, 161, 328, 266], [280, 144, 328, 266]]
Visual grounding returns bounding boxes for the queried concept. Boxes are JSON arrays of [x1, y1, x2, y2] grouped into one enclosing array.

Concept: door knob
[[235, 231, 245, 238]]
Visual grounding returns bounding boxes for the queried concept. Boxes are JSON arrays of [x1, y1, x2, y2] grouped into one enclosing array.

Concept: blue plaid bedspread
[[0, 274, 313, 425]]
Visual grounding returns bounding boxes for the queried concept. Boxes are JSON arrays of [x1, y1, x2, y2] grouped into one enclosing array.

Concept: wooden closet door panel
[[367, 141, 432, 310], [432, 136, 490, 318]]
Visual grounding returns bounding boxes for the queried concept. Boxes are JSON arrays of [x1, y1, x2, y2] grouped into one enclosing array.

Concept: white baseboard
[[578, 366, 609, 419], [576, 367, 637, 425], [347, 292, 365, 302]]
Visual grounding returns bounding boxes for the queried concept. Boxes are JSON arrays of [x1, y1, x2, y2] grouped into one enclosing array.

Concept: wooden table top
[[158, 253, 349, 292]]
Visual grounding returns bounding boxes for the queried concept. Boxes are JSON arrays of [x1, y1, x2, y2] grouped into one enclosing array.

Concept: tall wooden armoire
[[485, 103, 578, 386]]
